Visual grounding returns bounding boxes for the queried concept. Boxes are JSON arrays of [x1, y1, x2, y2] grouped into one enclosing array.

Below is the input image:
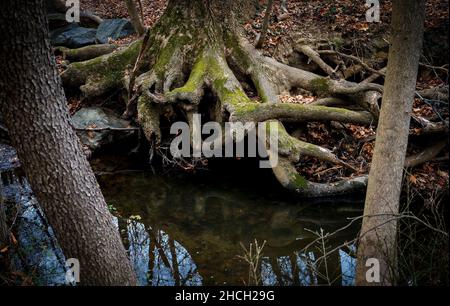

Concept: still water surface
[[2, 148, 363, 286], [97, 161, 363, 286]]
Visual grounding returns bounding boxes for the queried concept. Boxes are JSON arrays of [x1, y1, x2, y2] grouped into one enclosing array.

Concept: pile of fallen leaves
[[244, 0, 448, 57], [80, 0, 167, 28], [279, 94, 315, 104], [292, 121, 375, 183], [78, 0, 449, 57]]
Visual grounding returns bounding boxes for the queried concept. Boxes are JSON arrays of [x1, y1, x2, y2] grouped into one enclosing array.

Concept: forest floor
[[72, 0, 449, 197]]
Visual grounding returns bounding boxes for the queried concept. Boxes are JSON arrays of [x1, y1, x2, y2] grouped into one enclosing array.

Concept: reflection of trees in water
[[101, 173, 361, 286], [123, 220, 202, 286], [1, 172, 69, 285], [3, 164, 360, 286], [260, 248, 356, 286], [122, 217, 357, 286]]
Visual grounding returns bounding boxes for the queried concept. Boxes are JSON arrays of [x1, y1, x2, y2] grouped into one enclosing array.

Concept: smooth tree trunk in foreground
[[0, 0, 136, 285], [356, 0, 425, 285]]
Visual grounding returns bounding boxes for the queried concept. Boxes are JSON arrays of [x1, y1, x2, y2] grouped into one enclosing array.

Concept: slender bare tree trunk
[[0, 0, 137, 285], [125, 0, 146, 36], [355, 0, 425, 286], [255, 0, 274, 49]]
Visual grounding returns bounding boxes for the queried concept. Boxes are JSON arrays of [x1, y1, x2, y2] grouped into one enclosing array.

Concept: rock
[[50, 23, 97, 48], [50, 23, 78, 41], [71, 107, 137, 151], [96, 19, 135, 44]]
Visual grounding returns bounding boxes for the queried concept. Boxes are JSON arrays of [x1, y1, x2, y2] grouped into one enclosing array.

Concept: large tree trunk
[[61, 0, 382, 198], [355, 0, 425, 285], [0, 0, 136, 285]]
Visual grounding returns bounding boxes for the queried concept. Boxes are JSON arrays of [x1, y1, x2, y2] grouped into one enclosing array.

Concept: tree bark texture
[[0, 0, 137, 285], [356, 0, 426, 286]]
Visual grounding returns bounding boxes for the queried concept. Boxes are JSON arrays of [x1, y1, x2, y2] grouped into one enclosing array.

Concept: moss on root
[[205, 52, 250, 109], [137, 94, 161, 143], [165, 51, 208, 103], [309, 77, 331, 97], [152, 33, 191, 80], [230, 102, 374, 125], [225, 33, 277, 103], [58, 1, 374, 198], [62, 40, 142, 97], [272, 157, 309, 190]]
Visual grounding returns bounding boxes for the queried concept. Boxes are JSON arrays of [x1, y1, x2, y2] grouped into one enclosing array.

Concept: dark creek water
[[95, 157, 364, 286], [1, 147, 364, 286]]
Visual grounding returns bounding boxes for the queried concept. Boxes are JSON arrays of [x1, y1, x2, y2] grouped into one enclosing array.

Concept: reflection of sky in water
[[261, 257, 277, 286], [124, 222, 358, 286], [125, 220, 357, 286], [339, 246, 356, 286], [254, 249, 356, 286], [297, 252, 318, 286], [4, 170, 359, 286], [8, 194, 357, 286], [99, 172, 361, 286], [126, 220, 202, 286], [127, 221, 150, 285], [278, 256, 294, 285], [4, 179, 68, 286]]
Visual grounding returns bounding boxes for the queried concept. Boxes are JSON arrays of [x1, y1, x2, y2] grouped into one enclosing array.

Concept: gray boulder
[[71, 107, 137, 151], [50, 23, 97, 48], [96, 19, 135, 44]]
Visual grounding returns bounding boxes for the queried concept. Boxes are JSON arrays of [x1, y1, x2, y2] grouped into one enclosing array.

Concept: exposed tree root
[[297, 45, 339, 78], [271, 157, 368, 197], [413, 116, 449, 135], [60, 3, 391, 197], [318, 50, 386, 77], [56, 44, 118, 62], [417, 85, 449, 102], [229, 103, 374, 125], [263, 121, 366, 196], [362, 67, 387, 83], [268, 121, 357, 170], [61, 40, 142, 97], [310, 97, 352, 107], [405, 140, 447, 168]]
